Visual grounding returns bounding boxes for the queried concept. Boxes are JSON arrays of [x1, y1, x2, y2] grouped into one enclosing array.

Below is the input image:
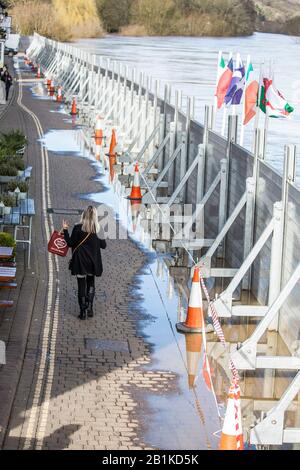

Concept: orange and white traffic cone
[[128, 163, 142, 201], [95, 116, 103, 144], [36, 65, 41, 78], [56, 86, 63, 102], [176, 267, 204, 333], [70, 97, 78, 116], [46, 78, 52, 90], [107, 129, 117, 157], [219, 381, 244, 450], [185, 333, 202, 389]]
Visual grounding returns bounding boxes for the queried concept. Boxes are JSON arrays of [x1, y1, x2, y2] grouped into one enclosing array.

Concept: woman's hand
[[62, 219, 69, 230]]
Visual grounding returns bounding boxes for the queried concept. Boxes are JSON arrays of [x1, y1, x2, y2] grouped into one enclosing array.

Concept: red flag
[[243, 80, 259, 125], [215, 58, 234, 109]]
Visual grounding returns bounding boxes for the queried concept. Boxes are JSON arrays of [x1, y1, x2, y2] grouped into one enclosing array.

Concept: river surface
[[76, 32, 300, 181]]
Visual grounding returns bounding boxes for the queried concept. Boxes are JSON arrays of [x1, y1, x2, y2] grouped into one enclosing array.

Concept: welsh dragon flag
[[259, 78, 294, 118]]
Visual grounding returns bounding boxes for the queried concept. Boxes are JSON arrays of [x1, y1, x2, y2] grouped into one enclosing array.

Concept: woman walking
[[63, 206, 106, 320], [1, 70, 13, 101]]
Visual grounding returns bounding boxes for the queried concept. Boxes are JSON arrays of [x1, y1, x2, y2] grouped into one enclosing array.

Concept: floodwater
[[76, 32, 300, 181]]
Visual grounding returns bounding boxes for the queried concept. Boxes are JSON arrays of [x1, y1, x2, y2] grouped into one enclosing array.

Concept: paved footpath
[[0, 56, 175, 450]]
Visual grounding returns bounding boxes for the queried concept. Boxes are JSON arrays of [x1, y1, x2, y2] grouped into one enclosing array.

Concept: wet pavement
[[0, 54, 299, 450]]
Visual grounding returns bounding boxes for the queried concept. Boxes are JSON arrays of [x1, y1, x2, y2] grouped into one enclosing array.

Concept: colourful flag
[[224, 62, 246, 106], [243, 80, 259, 125], [245, 61, 254, 81], [259, 78, 294, 118], [215, 58, 233, 109]]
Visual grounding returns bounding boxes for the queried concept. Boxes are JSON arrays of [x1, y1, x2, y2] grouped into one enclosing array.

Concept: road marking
[[15, 58, 60, 450]]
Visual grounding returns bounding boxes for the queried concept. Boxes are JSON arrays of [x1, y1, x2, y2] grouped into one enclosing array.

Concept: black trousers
[[6, 87, 11, 101], [77, 275, 95, 298]]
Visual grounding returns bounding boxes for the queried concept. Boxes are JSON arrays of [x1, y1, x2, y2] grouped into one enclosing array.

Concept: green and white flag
[[246, 61, 254, 82], [259, 77, 294, 118]]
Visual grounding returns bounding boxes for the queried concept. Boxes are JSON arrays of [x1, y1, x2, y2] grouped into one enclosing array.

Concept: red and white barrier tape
[[199, 273, 242, 448], [199, 275, 240, 381]]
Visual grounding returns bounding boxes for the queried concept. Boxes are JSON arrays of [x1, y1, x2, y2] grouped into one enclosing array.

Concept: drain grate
[[85, 338, 129, 353], [47, 208, 83, 215]]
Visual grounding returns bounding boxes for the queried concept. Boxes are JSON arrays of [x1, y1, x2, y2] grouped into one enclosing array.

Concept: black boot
[[86, 287, 95, 317], [78, 296, 87, 320]]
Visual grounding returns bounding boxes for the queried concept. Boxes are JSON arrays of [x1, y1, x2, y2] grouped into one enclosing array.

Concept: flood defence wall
[[35, 37, 300, 353]]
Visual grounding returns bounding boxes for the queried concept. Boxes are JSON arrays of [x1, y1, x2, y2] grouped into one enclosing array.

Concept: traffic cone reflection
[[176, 267, 204, 333], [95, 116, 103, 144], [49, 80, 55, 97], [109, 153, 116, 183], [185, 333, 202, 389], [219, 381, 244, 451], [202, 353, 214, 391], [95, 143, 101, 162], [129, 199, 141, 233], [128, 163, 142, 201], [56, 86, 63, 102], [70, 98, 78, 116], [36, 65, 41, 78]]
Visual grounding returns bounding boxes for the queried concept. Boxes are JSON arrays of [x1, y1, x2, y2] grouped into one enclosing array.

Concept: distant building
[[0, 13, 11, 37]]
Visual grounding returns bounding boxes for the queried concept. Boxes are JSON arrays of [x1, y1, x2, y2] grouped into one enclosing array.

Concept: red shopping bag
[[48, 230, 69, 257]]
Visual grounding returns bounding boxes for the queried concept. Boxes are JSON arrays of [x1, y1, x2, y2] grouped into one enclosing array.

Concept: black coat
[[64, 224, 106, 276], [2, 73, 12, 89]]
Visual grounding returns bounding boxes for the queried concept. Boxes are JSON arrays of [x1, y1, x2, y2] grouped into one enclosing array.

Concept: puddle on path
[[29, 82, 52, 101], [40, 129, 82, 156]]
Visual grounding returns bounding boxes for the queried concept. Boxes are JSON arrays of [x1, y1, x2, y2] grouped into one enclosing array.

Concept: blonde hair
[[81, 206, 100, 234]]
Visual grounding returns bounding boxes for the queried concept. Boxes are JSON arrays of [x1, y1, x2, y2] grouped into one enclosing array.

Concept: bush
[[1, 194, 17, 208], [285, 15, 300, 35], [0, 232, 16, 257], [6, 156, 25, 171], [0, 130, 27, 155], [10, 0, 104, 41], [0, 164, 18, 177], [1, 155, 25, 171], [131, 0, 177, 35], [96, 0, 132, 33], [7, 180, 28, 192], [119, 24, 147, 36]]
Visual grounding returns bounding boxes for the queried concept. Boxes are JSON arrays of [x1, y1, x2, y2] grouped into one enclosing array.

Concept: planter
[[3, 206, 11, 215], [18, 170, 24, 177], [18, 192, 27, 200], [0, 176, 17, 183]]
